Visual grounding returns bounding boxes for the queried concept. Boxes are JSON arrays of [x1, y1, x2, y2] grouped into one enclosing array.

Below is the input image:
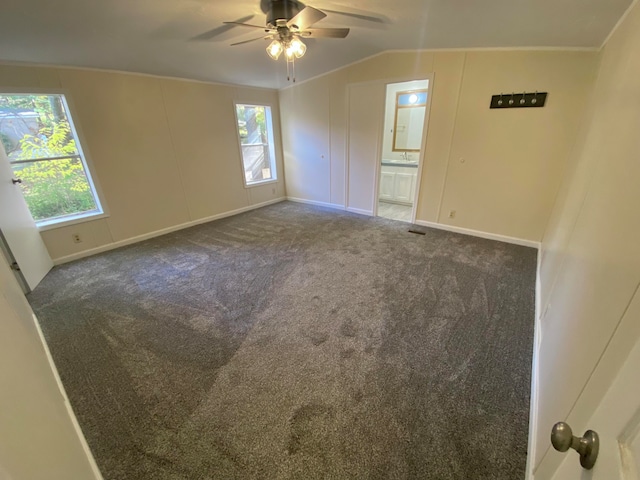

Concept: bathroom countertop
[[381, 161, 419, 168]]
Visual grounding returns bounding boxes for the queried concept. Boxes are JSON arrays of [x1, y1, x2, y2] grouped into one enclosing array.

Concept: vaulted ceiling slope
[[0, 0, 632, 89]]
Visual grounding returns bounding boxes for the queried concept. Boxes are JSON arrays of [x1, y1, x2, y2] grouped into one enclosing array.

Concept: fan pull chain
[[286, 57, 297, 82]]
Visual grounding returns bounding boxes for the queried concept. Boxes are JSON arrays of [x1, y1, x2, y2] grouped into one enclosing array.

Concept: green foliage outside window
[[15, 159, 97, 222], [0, 94, 98, 222]]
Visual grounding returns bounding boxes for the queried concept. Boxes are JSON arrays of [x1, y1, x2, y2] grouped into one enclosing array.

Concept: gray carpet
[[28, 201, 536, 480]]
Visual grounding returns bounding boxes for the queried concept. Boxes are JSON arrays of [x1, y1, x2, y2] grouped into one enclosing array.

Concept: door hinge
[[10, 261, 20, 272]]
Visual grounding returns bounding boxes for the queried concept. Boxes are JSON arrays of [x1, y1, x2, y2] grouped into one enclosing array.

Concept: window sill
[[37, 211, 109, 232], [244, 179, 278, 189]]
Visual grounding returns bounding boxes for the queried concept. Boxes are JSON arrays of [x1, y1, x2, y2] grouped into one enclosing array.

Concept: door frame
[[370, 74, 435, 223]]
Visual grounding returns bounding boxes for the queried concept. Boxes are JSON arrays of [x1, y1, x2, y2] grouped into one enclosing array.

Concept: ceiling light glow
[[266, 40, 284, 60], [288, 38, 307, 59], [266, 36, 306, 82]]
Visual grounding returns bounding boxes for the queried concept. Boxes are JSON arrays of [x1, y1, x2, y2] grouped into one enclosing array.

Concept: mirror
[[393, 90, 427, 152]]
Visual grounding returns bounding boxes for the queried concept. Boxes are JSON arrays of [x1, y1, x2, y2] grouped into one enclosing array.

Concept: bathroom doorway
[[376, 79, 430, 223]]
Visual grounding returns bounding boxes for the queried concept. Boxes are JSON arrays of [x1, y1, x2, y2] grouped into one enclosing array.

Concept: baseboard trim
[[31, 314, 104, 479], [413, 220, 541, 249], [346, 207, 373, 216], [53, 197, 286, 265], [286, 196, 346, 211]]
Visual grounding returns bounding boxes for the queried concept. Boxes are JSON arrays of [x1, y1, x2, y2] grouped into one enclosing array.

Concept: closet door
[[347, 82, 384, 215]]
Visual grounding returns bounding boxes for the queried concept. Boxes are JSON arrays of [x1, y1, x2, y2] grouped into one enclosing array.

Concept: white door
[[0, 145, 53, 291], [347, 82, 384, 215], [393, 172, 414, 203], [550, 289, 640, 479], [379, 171, 395, 200], [0, 255, 102, 479]]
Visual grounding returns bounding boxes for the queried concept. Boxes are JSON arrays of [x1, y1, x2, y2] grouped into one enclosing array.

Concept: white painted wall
[[0, 254, 100, 479], [279, 77, 332, 206], [533, 1, 640, 478], [0, 65, 286, 263], [279, 50, 598, 242]]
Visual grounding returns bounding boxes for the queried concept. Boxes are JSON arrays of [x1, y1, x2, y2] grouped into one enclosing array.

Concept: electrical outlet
[[448, 210, 456, 219], [72, 233, 82, 244]]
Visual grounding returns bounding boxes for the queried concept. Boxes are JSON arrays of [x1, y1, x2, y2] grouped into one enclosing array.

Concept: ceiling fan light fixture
[[266, 39, 284, 60], [223, 4, 349, 80], [284, 37, 306, 60]]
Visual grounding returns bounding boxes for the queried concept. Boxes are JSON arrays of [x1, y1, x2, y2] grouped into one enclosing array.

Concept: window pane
[[11, 157, 98, 222], [0, 94, 79, 161], [235, 104, 276, 185], [240, 144, 272, 183], [1, 93, 101, 224]]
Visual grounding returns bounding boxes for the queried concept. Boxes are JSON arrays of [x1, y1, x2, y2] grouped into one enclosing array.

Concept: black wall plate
[[490, 92, 547, 109]]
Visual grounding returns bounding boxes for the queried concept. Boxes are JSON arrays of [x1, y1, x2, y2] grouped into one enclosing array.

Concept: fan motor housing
[[265, 0, 303, 27]]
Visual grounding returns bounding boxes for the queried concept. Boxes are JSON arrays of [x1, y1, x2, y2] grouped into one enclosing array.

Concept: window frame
[[0, 88, 108, 230], [233, 102, 278, 188]]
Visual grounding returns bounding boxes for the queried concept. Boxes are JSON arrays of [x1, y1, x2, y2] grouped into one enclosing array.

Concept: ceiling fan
[[222, 0, 350, 80]]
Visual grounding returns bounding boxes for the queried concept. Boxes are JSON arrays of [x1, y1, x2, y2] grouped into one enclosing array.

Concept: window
[[0, 93, 102, 227], [235, 104, 277, 186]]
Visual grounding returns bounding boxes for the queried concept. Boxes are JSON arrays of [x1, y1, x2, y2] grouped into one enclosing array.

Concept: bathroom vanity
[[379, 161, 418, 205]]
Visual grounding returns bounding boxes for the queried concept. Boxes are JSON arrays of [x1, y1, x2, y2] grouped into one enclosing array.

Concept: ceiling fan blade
[[223, 21, 270, 30], [301, 27, 350, 38], [322, 8, 389, 24], [287, 6, 327, 30], [190, 15, 256, 41], [230, 36, 270, 46]]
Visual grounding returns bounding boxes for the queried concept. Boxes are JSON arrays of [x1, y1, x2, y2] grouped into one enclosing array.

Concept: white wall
[[533, 1, 640, 477], [0, 254, 100, 479], [280, 50, 598, 242], [0, 65, 286, 263], [278, 77, 333, 206]]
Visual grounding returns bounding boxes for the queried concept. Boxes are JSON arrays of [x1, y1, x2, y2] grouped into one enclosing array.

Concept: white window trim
[[37, 211, 110, 232], [0, 88, 109, 229], [233, 102, 278, 188]]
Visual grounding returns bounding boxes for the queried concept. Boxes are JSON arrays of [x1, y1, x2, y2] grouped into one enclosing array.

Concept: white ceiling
[[0, 0, 632, 89]]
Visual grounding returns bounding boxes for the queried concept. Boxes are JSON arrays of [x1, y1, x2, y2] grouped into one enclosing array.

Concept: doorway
[[376, 79, 430, 223]]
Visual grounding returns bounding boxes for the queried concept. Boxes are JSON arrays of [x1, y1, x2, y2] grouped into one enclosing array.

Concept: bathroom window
[[0, 93, 103, 227], [235, 104, 277, 186]]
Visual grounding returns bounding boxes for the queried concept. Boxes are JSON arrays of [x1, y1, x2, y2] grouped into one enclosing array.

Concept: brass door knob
[[551, 421, 599, 470]]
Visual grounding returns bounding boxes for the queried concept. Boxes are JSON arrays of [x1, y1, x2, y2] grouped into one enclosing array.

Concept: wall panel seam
[[436, 52, 466, 222], [158, 81, 193, 221]]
